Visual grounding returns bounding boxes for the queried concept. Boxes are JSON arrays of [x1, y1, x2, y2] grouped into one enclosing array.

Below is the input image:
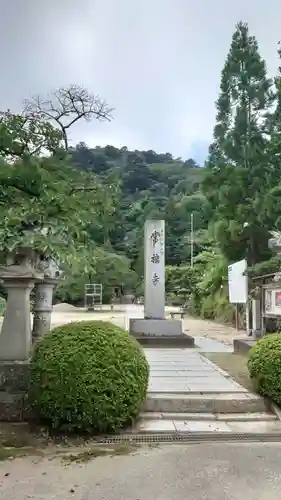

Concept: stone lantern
[[0, 244, 63, 420], [32, 256, 63, 342], [0, 248, 44, 361]]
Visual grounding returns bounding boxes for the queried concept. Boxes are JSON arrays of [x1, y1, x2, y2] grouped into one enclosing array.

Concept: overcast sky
[[1, 1, 281, 163]]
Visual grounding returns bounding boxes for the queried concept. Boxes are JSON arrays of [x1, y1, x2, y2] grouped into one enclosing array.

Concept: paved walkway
[[134, 348, 280, 435], [146, 349, 242, 393]]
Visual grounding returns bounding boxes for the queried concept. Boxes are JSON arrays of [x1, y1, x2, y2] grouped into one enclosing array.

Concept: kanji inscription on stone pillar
[[144, 220, 165, 319]]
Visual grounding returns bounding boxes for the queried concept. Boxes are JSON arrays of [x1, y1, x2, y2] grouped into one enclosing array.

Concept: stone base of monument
[[0, 361, 31, 421], [129, 318, 195, 348]]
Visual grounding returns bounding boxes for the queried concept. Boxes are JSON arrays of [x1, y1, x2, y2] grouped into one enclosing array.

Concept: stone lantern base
[[0, 264, 43, 421], [0, 361, 30, 421]]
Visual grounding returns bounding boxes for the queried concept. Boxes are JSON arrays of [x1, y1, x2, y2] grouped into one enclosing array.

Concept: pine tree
[[202, 21, 273, 265]]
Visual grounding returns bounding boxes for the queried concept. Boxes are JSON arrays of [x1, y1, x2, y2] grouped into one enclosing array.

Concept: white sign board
[[228, 259, 248, 304]]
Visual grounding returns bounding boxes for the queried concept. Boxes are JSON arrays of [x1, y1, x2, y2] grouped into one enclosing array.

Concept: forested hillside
[[71, 145, 210, 270]]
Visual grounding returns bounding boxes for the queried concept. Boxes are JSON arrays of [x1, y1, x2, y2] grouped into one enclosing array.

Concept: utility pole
[[191, 212, 194, 268]]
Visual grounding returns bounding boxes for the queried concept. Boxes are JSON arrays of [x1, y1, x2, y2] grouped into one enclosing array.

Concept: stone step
[[134, 335, 195, 348], [133, 418, 281, 435], [139, 411, 277, 422], [145, 392, 269, 414]]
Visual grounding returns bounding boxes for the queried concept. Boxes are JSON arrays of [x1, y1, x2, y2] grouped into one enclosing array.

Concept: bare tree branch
[[24, 85, 114, 151]]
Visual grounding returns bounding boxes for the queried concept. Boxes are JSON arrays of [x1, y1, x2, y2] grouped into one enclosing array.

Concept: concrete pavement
[[1, 443, 281, 499]]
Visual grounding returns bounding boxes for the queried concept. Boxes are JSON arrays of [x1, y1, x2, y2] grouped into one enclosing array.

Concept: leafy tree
[[103, 145, 121, 160], [202, 21, 273, 265], [0, 111, 62, 159], [0, 152, 112, 265], [71, 142, 106, 174], [55, 248, 138, 304], [0, 85, 116, 270], [263, 43, 281, 233], [184, 158, 199, 168], [121, 152, 155, 196]]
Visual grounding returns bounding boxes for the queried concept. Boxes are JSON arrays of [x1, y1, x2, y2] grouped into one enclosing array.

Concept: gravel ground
[[49, 305, 243, 346], [0, 305, 244, 346], [52, 303, 79, 313]]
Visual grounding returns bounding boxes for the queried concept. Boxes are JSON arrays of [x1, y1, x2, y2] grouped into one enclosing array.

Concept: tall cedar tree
[[264, 44, 281, 232], [202, 22, 273, 265]]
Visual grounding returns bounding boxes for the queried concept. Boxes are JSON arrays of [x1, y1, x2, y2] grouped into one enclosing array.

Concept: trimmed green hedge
[[29, 321, 149, 433], [0, 297, 6, 316], [248, 333, 281, 405]]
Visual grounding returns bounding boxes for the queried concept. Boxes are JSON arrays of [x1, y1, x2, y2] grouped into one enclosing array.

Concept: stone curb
[[271, 403, 281, 421]]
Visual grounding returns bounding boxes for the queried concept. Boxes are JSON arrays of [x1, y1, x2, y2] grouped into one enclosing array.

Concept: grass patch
[[61, 444, 140, 464], [0, 424, 153, 463], [0, 423, 49, 461], [0, 423, 48, 448], [202, 352, 254, 392], [0, 447, 33, 461]]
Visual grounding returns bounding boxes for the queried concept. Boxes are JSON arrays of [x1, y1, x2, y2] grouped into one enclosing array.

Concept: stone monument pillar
[[144, 219, 165, 319], [129, 219, 194, 347]]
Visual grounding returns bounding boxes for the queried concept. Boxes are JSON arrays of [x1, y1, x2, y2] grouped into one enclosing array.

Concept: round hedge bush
[[248, 333, 281, 405], [29, 321, 149, 433]]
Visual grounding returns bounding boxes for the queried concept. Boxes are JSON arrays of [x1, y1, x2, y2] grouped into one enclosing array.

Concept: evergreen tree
[[263, 43, 281, 232], [202, 21, 273, 265]]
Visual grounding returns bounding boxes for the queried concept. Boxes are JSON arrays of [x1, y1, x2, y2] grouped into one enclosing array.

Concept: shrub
[[29, 321, 149, 433], [248, 333, 281, 405], [0, 297, 6, 316]]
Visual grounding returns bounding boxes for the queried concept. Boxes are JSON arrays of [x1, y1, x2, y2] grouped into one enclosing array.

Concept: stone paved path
[[146, 349, 243, 393], [134, 347, 280, 435]]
